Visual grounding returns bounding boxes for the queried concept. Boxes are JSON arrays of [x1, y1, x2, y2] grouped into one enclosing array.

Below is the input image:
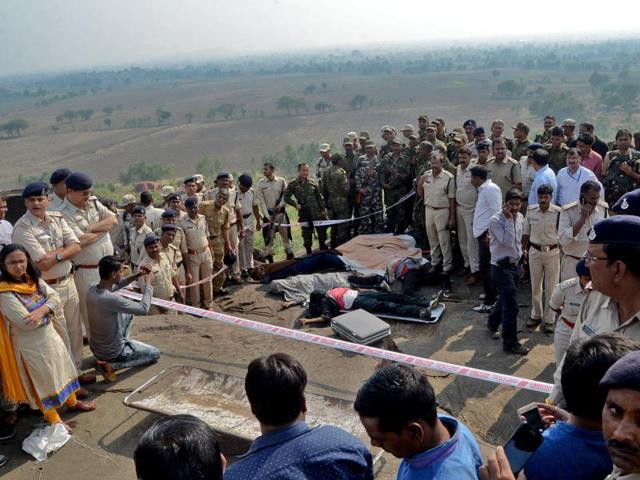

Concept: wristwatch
[[55, 253, 63, 263]]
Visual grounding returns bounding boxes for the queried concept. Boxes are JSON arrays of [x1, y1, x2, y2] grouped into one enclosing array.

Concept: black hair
[[537, 184, 554, 196], [562, 333, 640, 421], [578, 133, 594, 146], [140, 191, 154, 206], [245, 353, 307, 426], [297, 162, 309, 171], [532, 148, 549, 166], [354, 364, 437, 433], [604, 243, 640, 278], [307, 290, 325, 317], [98, 255, 123, 280], [580, 180, 601, 195], [331, 153, 343, 165], [0, 244, 41, 285], [134, 414, 223, 480], [264, 162, 275, 170], [505, 188, 524, 202], [580, 122, 595, 132], [550, 126, 564, 137], [470, 165, 488, 180]]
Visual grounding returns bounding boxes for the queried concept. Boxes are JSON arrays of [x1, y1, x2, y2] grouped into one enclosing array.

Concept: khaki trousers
[[211, 237, 225, 293], [188, 249, 213, 308], [228, 224, 241, 280], [74, 266, 100, 339], [560, 254, 579, 282], [51, 277, 83, 372], [529, 248, 560, 323], [425, 206, 453, 272], [456, 207, 479, 272], [554, 318, 574, 366], [238, 228, 254, 271], [265, 212, 292, 255]]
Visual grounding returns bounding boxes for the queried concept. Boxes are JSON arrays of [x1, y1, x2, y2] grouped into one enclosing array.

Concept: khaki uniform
[[180, 213, 213, 308], [606, 467, 640, 480], [47, 193, 65, 212], [549, 277, 586, 365], [155, 225, 188, 283], [237, 188, 258, 271], [524, 204, 561, 325], [60, 197, 115, 338], [207, 187, 241, 280], [455, 163, 479, 272], [128, 224, 153, 270], [421, 169, 456, 272], [110, 209, 129, 254], [550, 289, 640, 403], [257, 176, 292, 256], [12, 210, 84, 371], [558, 200, 608, 281], [487, 156, 522, 199], [198, 202, 230, 293], [519, 157, 536, 200], [139, 252, 176, 314]]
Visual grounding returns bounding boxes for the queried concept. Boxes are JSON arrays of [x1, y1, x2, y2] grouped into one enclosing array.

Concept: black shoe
[[305, 247, 312, 255], [265, 255, 274, 264], [0, 422, 16, 441], [319, 243, 328, 250], [504, 344, 530, 356], [0, 454, 8, 468], [286, 252, 294, 260]]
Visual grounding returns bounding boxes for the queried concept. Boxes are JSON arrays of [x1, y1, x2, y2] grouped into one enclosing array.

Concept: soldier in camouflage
[[381, 138, 412, 234], [489, 119, 514, 151], [534, 115, 556, 144], [358, 131, 370, 155], [284, 163, 328, 254], [411, 141, 433, 248], [512, 122, 532, 161], [322, 154, 351, 248], [544, 126, 570, 174], [433, 118, 447, 142], [355, 141, 384, 234], [417, 115, 430, 142], [602, 128, 640, 206], [379, 125, 397, 158]]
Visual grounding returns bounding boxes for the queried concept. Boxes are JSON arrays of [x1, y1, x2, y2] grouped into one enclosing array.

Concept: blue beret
[[527, 142, 545, 151], [184, 196, 198, 207], [216, 171, 230, 180], [588, 215, 640, 245], [161, 224, 177, 232], [476, 140, 491, 150], [611, 188, 640, 216], [49, 168, 71, 185], [600, 351, 640, 391], [463, 119, 476, 128], [473, 127, 485, 136], [22, 182, 49, 198], [238, 174, 252, 187], [161, 208, 177, 218], [166, 193, 181, 203], [65, 172, 93, 190], [132, 206, 146, 215], [143, 233, 160, 247], [575, 259, 590, 277]]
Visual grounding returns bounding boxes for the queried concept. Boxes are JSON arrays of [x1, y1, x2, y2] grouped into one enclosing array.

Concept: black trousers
[[353, 291, 431, 318], [478, 231, 497, 304]]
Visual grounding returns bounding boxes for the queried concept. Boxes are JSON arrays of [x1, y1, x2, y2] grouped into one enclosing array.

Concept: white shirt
[[0, 220, 13, 249], [556, 166, 603, 207], [144, 206, 164, 231], [473, 179, 502, 238]]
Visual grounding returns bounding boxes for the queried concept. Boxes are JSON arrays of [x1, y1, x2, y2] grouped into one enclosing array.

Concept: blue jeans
[[108, 314, 160, 371], [488, 265, 520, 348]]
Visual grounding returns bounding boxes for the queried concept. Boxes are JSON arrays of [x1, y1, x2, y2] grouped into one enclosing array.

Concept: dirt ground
[[0, 273, 554, 479]]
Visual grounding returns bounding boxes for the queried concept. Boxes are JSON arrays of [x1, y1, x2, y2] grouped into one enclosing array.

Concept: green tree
[[78, 109, 94, 121], [600, 83, 639, 114], [1, 118, 29, 136], [104, 118, 112, 129], [349, 94, 368, 109], [103, 106, 114, 115], [496, 80, 525, 98], [215, 103, 236, 120], [314, 101, 330, 113], [529, 92, 586, 120], [118, 161, 171, 183], [303, 84, 316, 95], [156, 107, 172, 125], [589, 72, 610, 92], [206, 108, 217, 121], [290, 97, 307, 114], [185, 112, 195, 123], [321, 81, 328, 92], [277, 96, 295, 115]]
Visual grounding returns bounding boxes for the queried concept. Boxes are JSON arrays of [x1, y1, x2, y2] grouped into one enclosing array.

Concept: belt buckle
[[541, 245, 550, 253]]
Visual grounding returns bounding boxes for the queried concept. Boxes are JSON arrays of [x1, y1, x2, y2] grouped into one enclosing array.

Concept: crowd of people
[[0, 113, 639, 478]]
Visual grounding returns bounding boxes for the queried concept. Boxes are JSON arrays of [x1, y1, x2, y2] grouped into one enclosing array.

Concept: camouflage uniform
[[412, 154, 431, 237], [379, 141, 393, 158], [355, 157, 384, 234], [284, 177, 327, 251], [380, 152, 412, 234], [544, 143, 570, 174], [418, 128, 429, 142], [602, 149, 640, 206], [534, 131, 552, 144], [512, 139, 531, 161], [322, 164, 351, 248]]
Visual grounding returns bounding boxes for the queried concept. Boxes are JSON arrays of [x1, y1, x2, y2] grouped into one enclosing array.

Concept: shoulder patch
[[527, 204, 539, 211], [48, 211, 63, 217], [560, 277, 578, 289], [562, 201, 578, 210], [597, 200, 609, 208]]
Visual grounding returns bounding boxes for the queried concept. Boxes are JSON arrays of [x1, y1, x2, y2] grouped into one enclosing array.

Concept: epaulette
[[48, 211, 63, 218], [559, 277, 578, 290], [597, 200, 609, 208], [562, 201, 578, 211], [549, 204, 562, 212], [527, 204, 539, 211]]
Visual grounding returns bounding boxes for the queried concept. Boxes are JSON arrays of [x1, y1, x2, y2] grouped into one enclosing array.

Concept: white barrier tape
[[118, 289, 553, 394], [264, 190, 416, 228], [179, 266, 228, 289]]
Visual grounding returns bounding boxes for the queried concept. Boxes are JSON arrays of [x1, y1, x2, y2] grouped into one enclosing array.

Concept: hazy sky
[[1, 0, 638, 76]]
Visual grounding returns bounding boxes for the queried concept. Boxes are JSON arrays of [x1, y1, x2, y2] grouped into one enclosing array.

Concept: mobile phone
[[503, 422, 544, 475], [517, 403, 545, 432]]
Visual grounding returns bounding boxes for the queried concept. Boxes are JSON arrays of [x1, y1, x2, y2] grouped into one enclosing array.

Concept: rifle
[[263, 188, 286, 247], [300, 202, 317, 240]]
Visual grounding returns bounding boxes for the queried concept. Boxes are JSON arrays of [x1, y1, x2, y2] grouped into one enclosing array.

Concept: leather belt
[[561, 317, 575, 329], [565, 254, 582, 260], [75, 264, 99, 269], [187, 246, 209, 255], [242, 213, 252, 219], [45, 273, 72, 285], [425, 204, 448, 210], [530, 242, 559, 253]]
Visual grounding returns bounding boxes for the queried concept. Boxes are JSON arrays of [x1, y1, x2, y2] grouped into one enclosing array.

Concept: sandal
[[95, 360, 117, 383], [67, 399, 96, 412]]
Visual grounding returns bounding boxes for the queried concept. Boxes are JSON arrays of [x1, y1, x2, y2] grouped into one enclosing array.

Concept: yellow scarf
[[0, 279, 38, 404]]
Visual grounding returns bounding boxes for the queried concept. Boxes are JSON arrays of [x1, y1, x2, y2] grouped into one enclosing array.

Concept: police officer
[[523, 184, 561, 334], [558, 180, 608, 281], [549, 215, 640, 404], [455, 146, 479, 283], [237, 174, 261, 277], [112, 194, 135, 255], [158, 224, 180, 278], [487, 138, 522, 199], [198, 189, 232, 295], [181, 196, 213, 308], [511, 122, 532, 161], [166, 193, 188, 221], [284, 162, 328, 254], [602, 128, 640, 206], [182, 176, 204, 204], [138, 234, 182, 314], [60, 172, 116, 339], [355, 141, 384, 235], [381, 138, 412, 234], [316, 144, 332, 182], [549, 260, 591, 366], [418, 151, 456, 274], [257, 163, 293, 262], [48, 168, 71, 212], [417, 115, 430, 142], [534, 115, 555, 144], [321, 153, 350, 248], [129, 206, 153, 271], [379, 126, 396, 158], [156, 209, 189, 285], [12, 182, 94, 384], [611, 188, 640, 216], [544, 126, 569, 174]]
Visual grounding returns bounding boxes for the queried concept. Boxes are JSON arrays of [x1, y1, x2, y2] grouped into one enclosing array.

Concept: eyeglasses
[[582, 252, 609, 265]]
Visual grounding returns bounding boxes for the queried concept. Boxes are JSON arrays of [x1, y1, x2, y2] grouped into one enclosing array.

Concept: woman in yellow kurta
[[0, 244, 95, 430]]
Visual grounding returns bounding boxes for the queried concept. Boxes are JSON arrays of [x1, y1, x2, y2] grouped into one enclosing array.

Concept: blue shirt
[[397, 415, 482, 480], [524, 421, 612, 480], [489, 211, 524, 265], [528, 165, 558, 205], [224, 421, 373, 480]]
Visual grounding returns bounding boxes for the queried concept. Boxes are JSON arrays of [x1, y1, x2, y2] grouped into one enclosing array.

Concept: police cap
[[611, 188, 640, 216], [238, 174, 252, 188], [476, 140, 492, 151], [132, 206, 146, 216], [216, 172, 230, 181], [143, 234, 160, 247], [587, 215, 640, 245], [49, 168, 71, 185], [600, 351, 640, 391], [65, 172, 93, 190], [161, 224, 177, 233], [22, 182, 49, 198], [463, 119, 476, 128], [161, 209, 177, 218], [184, 197, 198, 208], [166, 193, 181, 203]]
